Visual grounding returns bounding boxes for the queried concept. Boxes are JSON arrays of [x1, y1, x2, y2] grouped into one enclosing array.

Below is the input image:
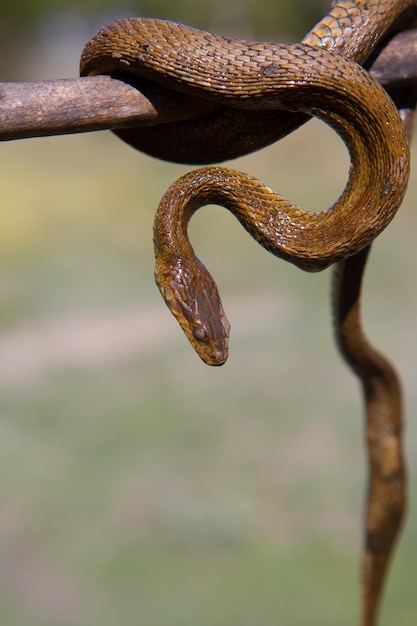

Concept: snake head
[[155, 258, 230, 366]]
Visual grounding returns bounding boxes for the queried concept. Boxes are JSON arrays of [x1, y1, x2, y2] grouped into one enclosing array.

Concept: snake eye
[[192, 323, 209, 343]]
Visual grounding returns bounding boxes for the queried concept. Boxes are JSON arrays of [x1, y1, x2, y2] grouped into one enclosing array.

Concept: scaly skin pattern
[[81, 4, 414, 625], [80, 0, 416, 163]]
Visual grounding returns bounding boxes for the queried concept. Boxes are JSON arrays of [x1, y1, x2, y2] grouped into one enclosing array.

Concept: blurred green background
[[0, 1, 417, 625]]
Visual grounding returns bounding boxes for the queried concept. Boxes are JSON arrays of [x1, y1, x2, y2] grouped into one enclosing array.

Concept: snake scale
[[81, 2, 415, 625]]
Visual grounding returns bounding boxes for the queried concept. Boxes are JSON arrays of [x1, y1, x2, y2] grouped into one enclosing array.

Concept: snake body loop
[[80, 1, 416, 164]]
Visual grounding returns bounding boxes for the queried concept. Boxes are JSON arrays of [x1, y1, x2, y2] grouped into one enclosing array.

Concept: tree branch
[[0, 75, 217, 141]]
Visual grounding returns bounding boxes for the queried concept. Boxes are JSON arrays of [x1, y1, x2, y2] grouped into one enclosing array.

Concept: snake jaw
[[155, 259, 230, 366]]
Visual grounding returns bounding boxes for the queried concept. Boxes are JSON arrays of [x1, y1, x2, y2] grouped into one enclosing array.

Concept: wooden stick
[[0, 29, 416, 143], [368, 29, 417, 88], [0, 75, 217, 141]]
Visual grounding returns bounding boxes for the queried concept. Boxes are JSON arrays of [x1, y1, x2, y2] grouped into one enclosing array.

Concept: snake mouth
[[198, 341, 229, 366], [209, 354, 228, 366]]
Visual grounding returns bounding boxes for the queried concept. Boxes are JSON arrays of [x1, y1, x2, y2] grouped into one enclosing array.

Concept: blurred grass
[[0, 116, 416, 626]]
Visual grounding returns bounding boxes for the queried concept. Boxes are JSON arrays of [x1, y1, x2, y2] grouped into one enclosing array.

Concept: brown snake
[[81, 4, 415, 625]]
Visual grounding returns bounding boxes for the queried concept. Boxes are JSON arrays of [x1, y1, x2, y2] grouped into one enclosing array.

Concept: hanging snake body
[[81, 3, 414, 625]]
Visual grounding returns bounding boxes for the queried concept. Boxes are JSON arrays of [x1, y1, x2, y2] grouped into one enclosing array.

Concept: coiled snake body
[[81, 3, 414, 625], [81, 0, 416, 163]]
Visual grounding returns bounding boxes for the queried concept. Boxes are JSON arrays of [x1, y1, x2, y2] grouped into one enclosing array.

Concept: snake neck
[[153, 171, 232, 366]]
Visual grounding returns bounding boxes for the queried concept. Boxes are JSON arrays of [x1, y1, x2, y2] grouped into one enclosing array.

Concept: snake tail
[[332, 247, 407, 626]]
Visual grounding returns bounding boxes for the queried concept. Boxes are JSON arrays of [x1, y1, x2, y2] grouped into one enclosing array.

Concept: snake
[[80, 4, 414, 625]]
